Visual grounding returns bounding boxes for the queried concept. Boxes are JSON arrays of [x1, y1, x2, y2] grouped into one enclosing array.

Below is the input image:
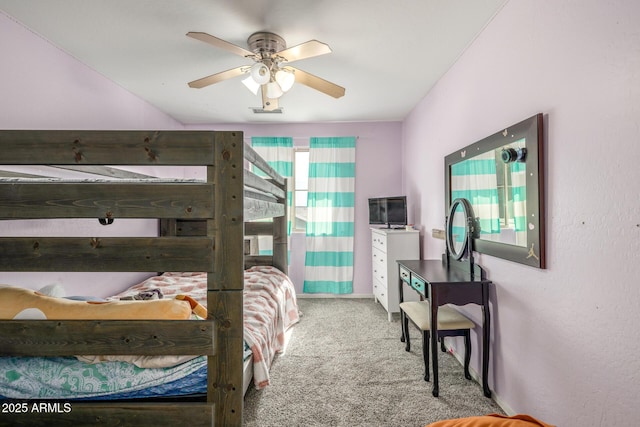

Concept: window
[[293, 148, 309, 232]]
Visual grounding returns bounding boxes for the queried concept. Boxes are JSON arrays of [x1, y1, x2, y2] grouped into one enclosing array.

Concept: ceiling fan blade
[[188, 66, 247, 89], [286, 67, 345, 98], [186, 32, 254, 58], [276, 40, 332, 63]]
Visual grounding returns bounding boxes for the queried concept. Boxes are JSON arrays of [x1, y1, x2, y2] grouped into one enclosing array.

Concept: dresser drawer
[[372, 258, 388, 283], [372, 233, 387, 252], [399, 265, 411, 284], [410, 276, 426, 294], [373, 278, 388, 311], [372, 247, 387, 268]]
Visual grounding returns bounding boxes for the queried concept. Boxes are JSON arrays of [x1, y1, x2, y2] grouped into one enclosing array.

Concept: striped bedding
[[0, 266, 299, 399], [116, 266, 300, 389], [243, 266, 300, 388]]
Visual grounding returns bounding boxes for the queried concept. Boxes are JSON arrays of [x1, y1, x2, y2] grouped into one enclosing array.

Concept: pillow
[[425, 414, 555, 427], [0, 285, 192, 320]]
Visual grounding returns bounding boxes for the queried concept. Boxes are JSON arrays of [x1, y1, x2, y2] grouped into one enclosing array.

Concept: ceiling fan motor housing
[[247, 32, 286, 57]]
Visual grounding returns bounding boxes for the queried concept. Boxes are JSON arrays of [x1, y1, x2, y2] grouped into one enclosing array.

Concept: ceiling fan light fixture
[[250, 62, 270, 85], [241, 75, 261, 95], [266, 81, 284, 99], [275, 69, 295, 92]]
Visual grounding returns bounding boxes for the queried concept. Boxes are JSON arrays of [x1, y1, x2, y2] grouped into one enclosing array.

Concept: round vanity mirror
[[446, 198, 475, 260]]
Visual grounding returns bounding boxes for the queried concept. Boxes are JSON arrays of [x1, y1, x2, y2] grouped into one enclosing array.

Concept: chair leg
[[463, 330, 472, 380], [422, 331, 430, 381], [400, 310, 406, 343], [440, 336, 446, 353], [403, 313, 411, 352]]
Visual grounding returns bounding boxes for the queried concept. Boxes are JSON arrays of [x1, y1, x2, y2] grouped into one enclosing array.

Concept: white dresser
[[371, 228, 420, 321]]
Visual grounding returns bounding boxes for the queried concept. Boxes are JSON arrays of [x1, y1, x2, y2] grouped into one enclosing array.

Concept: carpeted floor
[[244, 298, 504, 427]]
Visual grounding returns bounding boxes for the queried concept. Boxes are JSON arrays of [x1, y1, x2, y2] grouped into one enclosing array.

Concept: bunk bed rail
[[163, 139, 289, 274]]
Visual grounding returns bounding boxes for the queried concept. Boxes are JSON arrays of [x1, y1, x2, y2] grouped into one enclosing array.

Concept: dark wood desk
[[397, 258, 492, 398]]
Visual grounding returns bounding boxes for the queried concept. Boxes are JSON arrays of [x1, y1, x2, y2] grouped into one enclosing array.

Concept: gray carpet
[[244, 298, 504, 426]]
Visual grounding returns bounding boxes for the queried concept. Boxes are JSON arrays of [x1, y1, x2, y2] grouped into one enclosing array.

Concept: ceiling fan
[[186, 31, 346, 111]]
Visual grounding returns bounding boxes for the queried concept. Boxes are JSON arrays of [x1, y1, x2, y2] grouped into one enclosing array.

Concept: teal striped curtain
[[303, 137, 356, 294], [251, 137, 293, 255], [451, 151, 501, 240]]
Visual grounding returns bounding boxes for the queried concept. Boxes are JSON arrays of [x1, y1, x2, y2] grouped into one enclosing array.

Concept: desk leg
[[430, 303, 439, 397], [482, 304, 491, 398], [399, 276, 406, 342]]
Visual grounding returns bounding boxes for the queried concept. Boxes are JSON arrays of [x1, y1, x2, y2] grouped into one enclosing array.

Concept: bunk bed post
[[272, 178, 289, 274], [209, 131, 245, 427]]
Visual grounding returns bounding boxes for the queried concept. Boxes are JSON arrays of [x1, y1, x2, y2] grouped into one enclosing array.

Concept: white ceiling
[[0, 0, 507, 125]]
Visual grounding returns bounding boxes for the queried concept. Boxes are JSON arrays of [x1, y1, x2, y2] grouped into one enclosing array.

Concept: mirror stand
[[445, 198, 478, 280]]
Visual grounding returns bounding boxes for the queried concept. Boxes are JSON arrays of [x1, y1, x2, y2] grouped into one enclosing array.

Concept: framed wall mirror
[[444, 114, 545, 268]]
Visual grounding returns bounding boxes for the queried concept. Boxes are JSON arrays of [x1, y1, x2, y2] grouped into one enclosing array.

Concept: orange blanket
[[426, 414, 555, 427]]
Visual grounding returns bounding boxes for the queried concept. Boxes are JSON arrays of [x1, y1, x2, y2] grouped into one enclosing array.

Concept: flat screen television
[[368, 196, 407, 228]]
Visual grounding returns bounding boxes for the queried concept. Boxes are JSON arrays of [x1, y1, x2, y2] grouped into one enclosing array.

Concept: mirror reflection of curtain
[[251, 137, 293, 255], [510, 159, 527, 246], [451, 203, 467, 248], [451, 151, 501, 240], [303, 137, 356, 294]]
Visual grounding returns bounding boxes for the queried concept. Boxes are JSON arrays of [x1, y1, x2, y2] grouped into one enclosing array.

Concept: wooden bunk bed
[[0, 130, 289, 426]]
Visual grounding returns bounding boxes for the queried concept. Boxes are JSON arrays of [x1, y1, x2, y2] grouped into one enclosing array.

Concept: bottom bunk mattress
[[0, 355, 209, 400], [0, 265, 299, 400]]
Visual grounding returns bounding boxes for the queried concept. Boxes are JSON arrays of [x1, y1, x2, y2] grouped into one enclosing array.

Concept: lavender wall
[[188, 122, 404, 296], [0, 12, 184, 297], [402, 1, 640, 425]]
